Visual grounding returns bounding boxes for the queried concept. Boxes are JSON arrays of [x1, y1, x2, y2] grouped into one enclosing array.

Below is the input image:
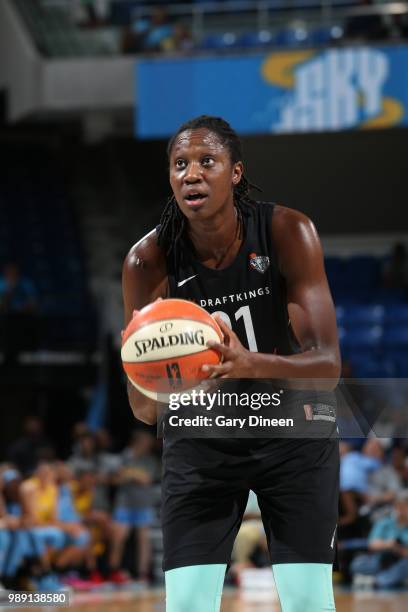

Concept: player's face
[[169, 128, 242, 220]]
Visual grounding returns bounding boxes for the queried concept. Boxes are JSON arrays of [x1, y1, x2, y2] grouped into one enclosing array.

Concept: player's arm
[[122, 230, 167, 425], [206, 207, 340, 387], [256, 205, 341, 383]]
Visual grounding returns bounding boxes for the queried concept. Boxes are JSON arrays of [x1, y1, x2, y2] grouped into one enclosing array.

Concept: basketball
[[121, 299, 223, 400]]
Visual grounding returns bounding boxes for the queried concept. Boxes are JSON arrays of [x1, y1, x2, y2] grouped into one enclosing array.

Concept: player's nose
[[183, 162, 202, 184]]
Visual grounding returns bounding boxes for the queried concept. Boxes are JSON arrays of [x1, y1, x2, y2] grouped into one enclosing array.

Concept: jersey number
[[213, 305, 258, 352]]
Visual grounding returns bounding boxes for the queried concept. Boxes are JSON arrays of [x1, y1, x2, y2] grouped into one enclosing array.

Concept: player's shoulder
[[124, 228, 166, 275], [272, 204, 316, 235], [271, 205, 322, 268], [272, 204, 320, 247]]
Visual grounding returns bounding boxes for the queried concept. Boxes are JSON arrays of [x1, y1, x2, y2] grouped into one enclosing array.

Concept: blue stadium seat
[[344, 304, 384, 327], [325, 257, 346, 291], [336, 305, 345, 326], [275, 26, 310, 48], [238, 30, 275, 48], [200, 32, 240, 50], [384, 304, 408, 325], [310, 25, 344, 46], [341, 325, 383, 354], [343, 256, 381, 290], [350, 356, 395, 378], [383, 326, 408, 349]]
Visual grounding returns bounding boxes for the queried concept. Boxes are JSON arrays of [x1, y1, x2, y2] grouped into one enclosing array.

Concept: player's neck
[[187, 206, 242, 269]]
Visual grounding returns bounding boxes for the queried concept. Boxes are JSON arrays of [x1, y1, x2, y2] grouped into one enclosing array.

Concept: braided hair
[[157, 115, 259, 254]]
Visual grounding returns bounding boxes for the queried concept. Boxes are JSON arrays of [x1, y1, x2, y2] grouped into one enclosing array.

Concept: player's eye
[[175, 159, 187, 169], [202, 157, 214, 166]]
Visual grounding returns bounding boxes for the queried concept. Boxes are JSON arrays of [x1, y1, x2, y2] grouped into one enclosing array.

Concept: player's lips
[[183, 191, 208, 206]]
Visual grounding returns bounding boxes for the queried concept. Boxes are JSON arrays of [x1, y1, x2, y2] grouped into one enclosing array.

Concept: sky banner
[[136, 45, 408, 138]]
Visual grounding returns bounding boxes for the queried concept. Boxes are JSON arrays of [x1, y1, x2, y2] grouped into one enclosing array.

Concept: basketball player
[[122, 116, 341, 611]]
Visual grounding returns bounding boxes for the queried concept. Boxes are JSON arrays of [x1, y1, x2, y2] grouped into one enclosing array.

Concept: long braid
[[157, 115, 260, 253]]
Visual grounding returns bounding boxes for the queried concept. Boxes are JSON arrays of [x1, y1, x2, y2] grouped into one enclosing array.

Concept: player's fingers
[[202, 362, 232, 376], [206, 341, 234, 360], [212, 315, 231, 343], [213, 315, 240, 347], [132, 309, 139, 318]]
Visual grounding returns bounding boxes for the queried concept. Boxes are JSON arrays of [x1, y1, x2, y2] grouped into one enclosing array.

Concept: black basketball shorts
[[161, 436, 339, 571]]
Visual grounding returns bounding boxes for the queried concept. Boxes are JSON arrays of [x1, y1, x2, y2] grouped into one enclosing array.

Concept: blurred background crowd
[[0, 415, 408, 591], [0, 416, 162, 591]]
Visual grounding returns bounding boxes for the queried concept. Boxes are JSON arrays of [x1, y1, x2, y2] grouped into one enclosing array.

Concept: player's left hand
[[203, 315, 254, 378]]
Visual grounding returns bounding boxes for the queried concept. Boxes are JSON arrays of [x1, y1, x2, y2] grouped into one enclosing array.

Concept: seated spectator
[[7, 416, 55, 478], [54, 462, 94, 586], [0, 468, 58, 590], [350, 490, 408, 588], [392, 445, 408, 487], [337, 441, 376, 583], [0, 469, 25, 587], [0, 262, 38, 363], [109, 430, 159, 584], [382, 242, 408, 289], [162, 23, 194, 53], [20, 462, 89, 582], [123, 7, 173, 54], [71, 468, 112, 582], [340, 439, 384, 497], [68, 431, 120, 515], [366, 447, 403, 509]]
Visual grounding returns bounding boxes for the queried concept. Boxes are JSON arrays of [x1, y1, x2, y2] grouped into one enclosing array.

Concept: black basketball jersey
[[165, 201, 299, 358]]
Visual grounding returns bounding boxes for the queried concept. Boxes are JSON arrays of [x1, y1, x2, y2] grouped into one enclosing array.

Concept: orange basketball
[[121, 299, 223, 400]]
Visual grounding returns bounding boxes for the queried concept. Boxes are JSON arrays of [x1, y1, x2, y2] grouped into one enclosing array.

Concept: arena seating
[[326, 256, 408, 377], [14, 0, 403, 57], [0, 146, 97, 351]]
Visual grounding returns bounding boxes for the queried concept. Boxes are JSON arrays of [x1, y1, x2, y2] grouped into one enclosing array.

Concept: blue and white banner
[[136, 45, 408, 137]]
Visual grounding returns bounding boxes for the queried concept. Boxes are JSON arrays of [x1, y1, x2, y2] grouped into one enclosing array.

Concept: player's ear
[[232, 161, 243, 186]]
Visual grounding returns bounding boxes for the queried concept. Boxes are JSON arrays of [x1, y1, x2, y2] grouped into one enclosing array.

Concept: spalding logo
[[249, 253, 270, 273], [134, 330, 205, 358]]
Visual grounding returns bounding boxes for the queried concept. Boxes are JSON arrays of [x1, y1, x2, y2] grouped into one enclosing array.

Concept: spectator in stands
[[7, 416, 54, 477], [0, 469, 24, 587], [162, 23, 194, 53], [20, 462, 89, 581], [123, 7, 173, 54], [392, 445, 408, 487], [337, 442, 372, 583], [109, 430, 159, 584], [71, 468, 113, 583], [68, 431, 120, 515], [382, 242, 408, 289], [350, 490, 408, 588], [54, 461, 94, 587], [0, 262, 38, 363], [340, 439, 383, 497], [1, 467, 60, 590], [366, 446, 403, 509], [70, 421, 90, 454]]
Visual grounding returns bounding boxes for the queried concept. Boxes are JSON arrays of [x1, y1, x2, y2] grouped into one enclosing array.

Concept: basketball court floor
[[26, 588, 407, 612]]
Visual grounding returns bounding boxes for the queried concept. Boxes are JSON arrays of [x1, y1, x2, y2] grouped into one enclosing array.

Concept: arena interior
[[0, 0, 407, 610]]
